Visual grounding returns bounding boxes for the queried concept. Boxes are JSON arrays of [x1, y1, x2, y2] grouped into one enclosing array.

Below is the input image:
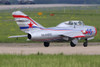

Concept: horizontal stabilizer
[[88, 37, 94, 40], [8, 35, 27, 38]]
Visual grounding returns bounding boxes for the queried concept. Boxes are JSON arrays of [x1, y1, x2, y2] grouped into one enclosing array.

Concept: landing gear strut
[[83, 39, 88, 47], [70, 41, 76, 47], [44, 42, 50, 47]]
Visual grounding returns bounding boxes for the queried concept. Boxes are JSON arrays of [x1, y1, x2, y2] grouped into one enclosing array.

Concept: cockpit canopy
[[65, 21, 84, 26], [57, 21, 84, 27]]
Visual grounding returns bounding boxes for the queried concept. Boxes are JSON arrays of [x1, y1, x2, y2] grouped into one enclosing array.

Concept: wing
[[8, 35, 27, 38], [60, 31, 85, 38]]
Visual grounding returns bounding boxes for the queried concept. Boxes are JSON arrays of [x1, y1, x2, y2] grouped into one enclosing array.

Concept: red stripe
[[13, 15, 27, 18], [40, 29, 72, 31], [13, 15, 38, 26], [73, 36, 85, 38], [94, 27, 97, 36]]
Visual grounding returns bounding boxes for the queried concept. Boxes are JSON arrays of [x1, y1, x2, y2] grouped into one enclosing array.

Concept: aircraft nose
[[94, 27, 97, 36]]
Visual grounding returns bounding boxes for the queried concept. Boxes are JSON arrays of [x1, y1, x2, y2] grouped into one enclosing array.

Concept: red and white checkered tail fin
[[12, 11, 44, 32]]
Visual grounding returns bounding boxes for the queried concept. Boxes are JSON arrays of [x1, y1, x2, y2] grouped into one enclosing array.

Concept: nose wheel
[[83, 39, 88, 47], [44, 42, 50, 47]]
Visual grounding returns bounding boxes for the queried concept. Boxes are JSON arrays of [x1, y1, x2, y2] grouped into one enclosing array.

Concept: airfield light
[[38, 12, 43, 16], [50, 13, 54, 16]]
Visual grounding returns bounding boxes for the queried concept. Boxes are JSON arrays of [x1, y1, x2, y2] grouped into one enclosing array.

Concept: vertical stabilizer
[[12, 11, 44, 32]]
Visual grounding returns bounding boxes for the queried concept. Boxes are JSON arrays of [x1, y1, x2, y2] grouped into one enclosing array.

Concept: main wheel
[[44, 42, 50, 47], [70, 41, 76, 47]]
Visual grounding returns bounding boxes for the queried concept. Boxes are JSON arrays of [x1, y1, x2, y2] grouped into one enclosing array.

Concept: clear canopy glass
[[65, 21, 84, 26]]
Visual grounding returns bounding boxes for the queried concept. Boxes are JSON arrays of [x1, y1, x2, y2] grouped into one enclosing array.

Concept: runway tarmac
[[0, 4, 98, 10], [0, 43, 100, 55]]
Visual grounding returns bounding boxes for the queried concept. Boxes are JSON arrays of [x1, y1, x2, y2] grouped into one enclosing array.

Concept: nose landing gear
[[83, 39, 88, 47]]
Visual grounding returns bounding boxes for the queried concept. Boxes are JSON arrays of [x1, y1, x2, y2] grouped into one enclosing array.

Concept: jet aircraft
[[9, 11, 97, 47]]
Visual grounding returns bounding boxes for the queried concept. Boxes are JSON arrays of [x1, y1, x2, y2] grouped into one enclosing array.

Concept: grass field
[[0, 6, 100, 42], [0, 54, 100, 67]]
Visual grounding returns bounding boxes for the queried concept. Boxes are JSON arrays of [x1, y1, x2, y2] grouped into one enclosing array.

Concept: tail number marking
[[41, 33, 52, 37]]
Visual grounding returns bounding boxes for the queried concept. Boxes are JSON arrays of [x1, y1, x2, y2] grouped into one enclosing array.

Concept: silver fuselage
[[28, 25, 96, 42]]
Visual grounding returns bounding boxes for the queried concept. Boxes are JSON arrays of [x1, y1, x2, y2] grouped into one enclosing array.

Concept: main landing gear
[[70, 38, 77, 47], [70, 39, 88, 47], [83, 39, 88, 47], [44, 42, 50, 47], [70, 41, 76, 47]]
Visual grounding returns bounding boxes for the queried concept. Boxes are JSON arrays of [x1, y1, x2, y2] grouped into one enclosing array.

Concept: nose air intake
[[28, 34, 32, 39]]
